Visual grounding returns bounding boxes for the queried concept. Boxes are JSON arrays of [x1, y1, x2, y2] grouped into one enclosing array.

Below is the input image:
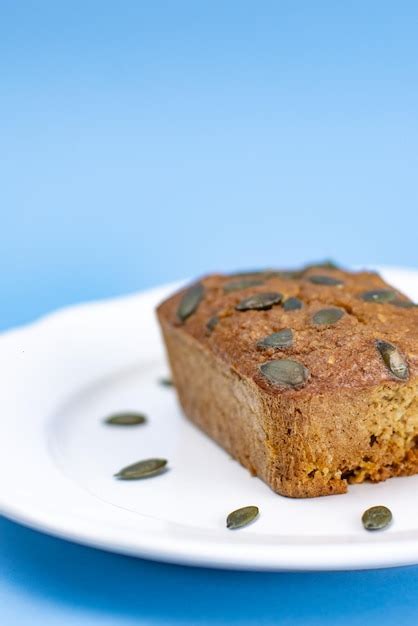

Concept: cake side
[[157, 266, 418, 497], [159, 318, 273, 487]]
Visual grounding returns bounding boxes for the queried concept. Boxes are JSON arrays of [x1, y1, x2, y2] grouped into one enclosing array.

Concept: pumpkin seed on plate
[[226, 506, 259, 529], [177, 283, 205, 322], [235, 292, 282, 311], [308, 275, 344, 286], [283, 297, 303, 311], [362, 505, 392, 531], [104, 412, 147, 426], [375, 340, 409, 380], [312, 307, 344, 325], [114, 458, 168, 480], [159, 377, 173, 387], [257, 328, 293, 349], [360, 289, 396, 303], [260, 359, 309, 388]]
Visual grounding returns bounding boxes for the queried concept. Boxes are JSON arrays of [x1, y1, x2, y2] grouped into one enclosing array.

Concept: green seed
[[391, 299, 417, 308], [177, 283, 205, 322], [265, 270, 302, 280], [283, 297, 303, 311], [104, 412, 147, 426], [235, 292, 283, 311], [206, 315, 219, 333], [114, 458, 168, 480], [229, 269, 266, 278], [304, 260, 340, 271], [308, 275, 344, 286], [376, 340, 409, 380], [362, 505, 392, 531], [312, 307, 344, 325], [223, 278, 264, 293], [257, 328, 293, 349], [260, 359, 309, 388], [226, 506, 259, 530], [229, 269, 302, 280], [159, 377, 173, 387], [360, 289, 396, 303]]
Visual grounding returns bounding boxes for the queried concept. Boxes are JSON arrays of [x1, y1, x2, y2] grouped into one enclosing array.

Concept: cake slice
[[156, 265, 418, 497]]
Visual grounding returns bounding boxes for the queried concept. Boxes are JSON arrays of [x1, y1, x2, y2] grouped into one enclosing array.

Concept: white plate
[[1, 268, 418, 572]]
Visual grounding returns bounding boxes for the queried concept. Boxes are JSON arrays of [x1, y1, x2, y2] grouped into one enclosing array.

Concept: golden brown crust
[[157, 266, 418, 497]]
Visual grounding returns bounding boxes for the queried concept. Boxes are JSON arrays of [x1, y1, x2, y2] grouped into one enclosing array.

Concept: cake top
[[157, 263, 418, 395]]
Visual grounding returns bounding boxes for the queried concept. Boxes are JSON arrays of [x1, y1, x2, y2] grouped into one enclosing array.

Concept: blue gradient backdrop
[[1, 1, 418, 624]]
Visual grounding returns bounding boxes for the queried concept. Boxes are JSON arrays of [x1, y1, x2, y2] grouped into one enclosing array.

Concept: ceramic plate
[[1, 268, 418, 571]]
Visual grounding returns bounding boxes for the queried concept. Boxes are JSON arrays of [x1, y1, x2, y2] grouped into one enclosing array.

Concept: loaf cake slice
[[157, 265, 418, 497]]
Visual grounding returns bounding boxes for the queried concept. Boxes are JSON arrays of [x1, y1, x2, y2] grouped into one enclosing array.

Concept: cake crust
[[157, 266, 418, 497]]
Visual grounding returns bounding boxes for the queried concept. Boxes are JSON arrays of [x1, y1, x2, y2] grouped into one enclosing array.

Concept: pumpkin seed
[[114, 458, 167, 480], [223, 278, 264, 293], [226, 506, 259, 530], [104, 411, 147, 426], [283, 297, 303, 311], [104, 412, 147, 426], [308, 275, 344, 286], [312, 307, 344, 325], [391, 299, 417, 308], [229, 269, 266, 278], [177, 283, 204, 322], [257, 328, 293, 349], [376, 340, 409, 380], [206, 315, 219, 333], [159, 377, 173, 387], [361, 289, 396, 303], [304, 260, 340, 271], [235, 292, 282, 311], [260, 359, 309, 388], [229, 269, 302, 280], [266, 270, 302, 280], [362, 505, 392, 531]]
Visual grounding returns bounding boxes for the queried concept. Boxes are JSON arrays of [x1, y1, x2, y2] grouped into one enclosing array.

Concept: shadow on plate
[[1, 516, 418, 625]]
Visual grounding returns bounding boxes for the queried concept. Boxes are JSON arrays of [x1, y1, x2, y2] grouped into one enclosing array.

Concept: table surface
[[3, 515, 418, 626], [2, 1, 418, 623]]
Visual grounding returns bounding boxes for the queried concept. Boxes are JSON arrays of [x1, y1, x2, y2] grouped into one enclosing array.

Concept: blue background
[[1, 1, 418, 623]]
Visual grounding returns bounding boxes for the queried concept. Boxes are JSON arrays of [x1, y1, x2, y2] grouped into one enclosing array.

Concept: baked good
[[156, 264, 418, 497]]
